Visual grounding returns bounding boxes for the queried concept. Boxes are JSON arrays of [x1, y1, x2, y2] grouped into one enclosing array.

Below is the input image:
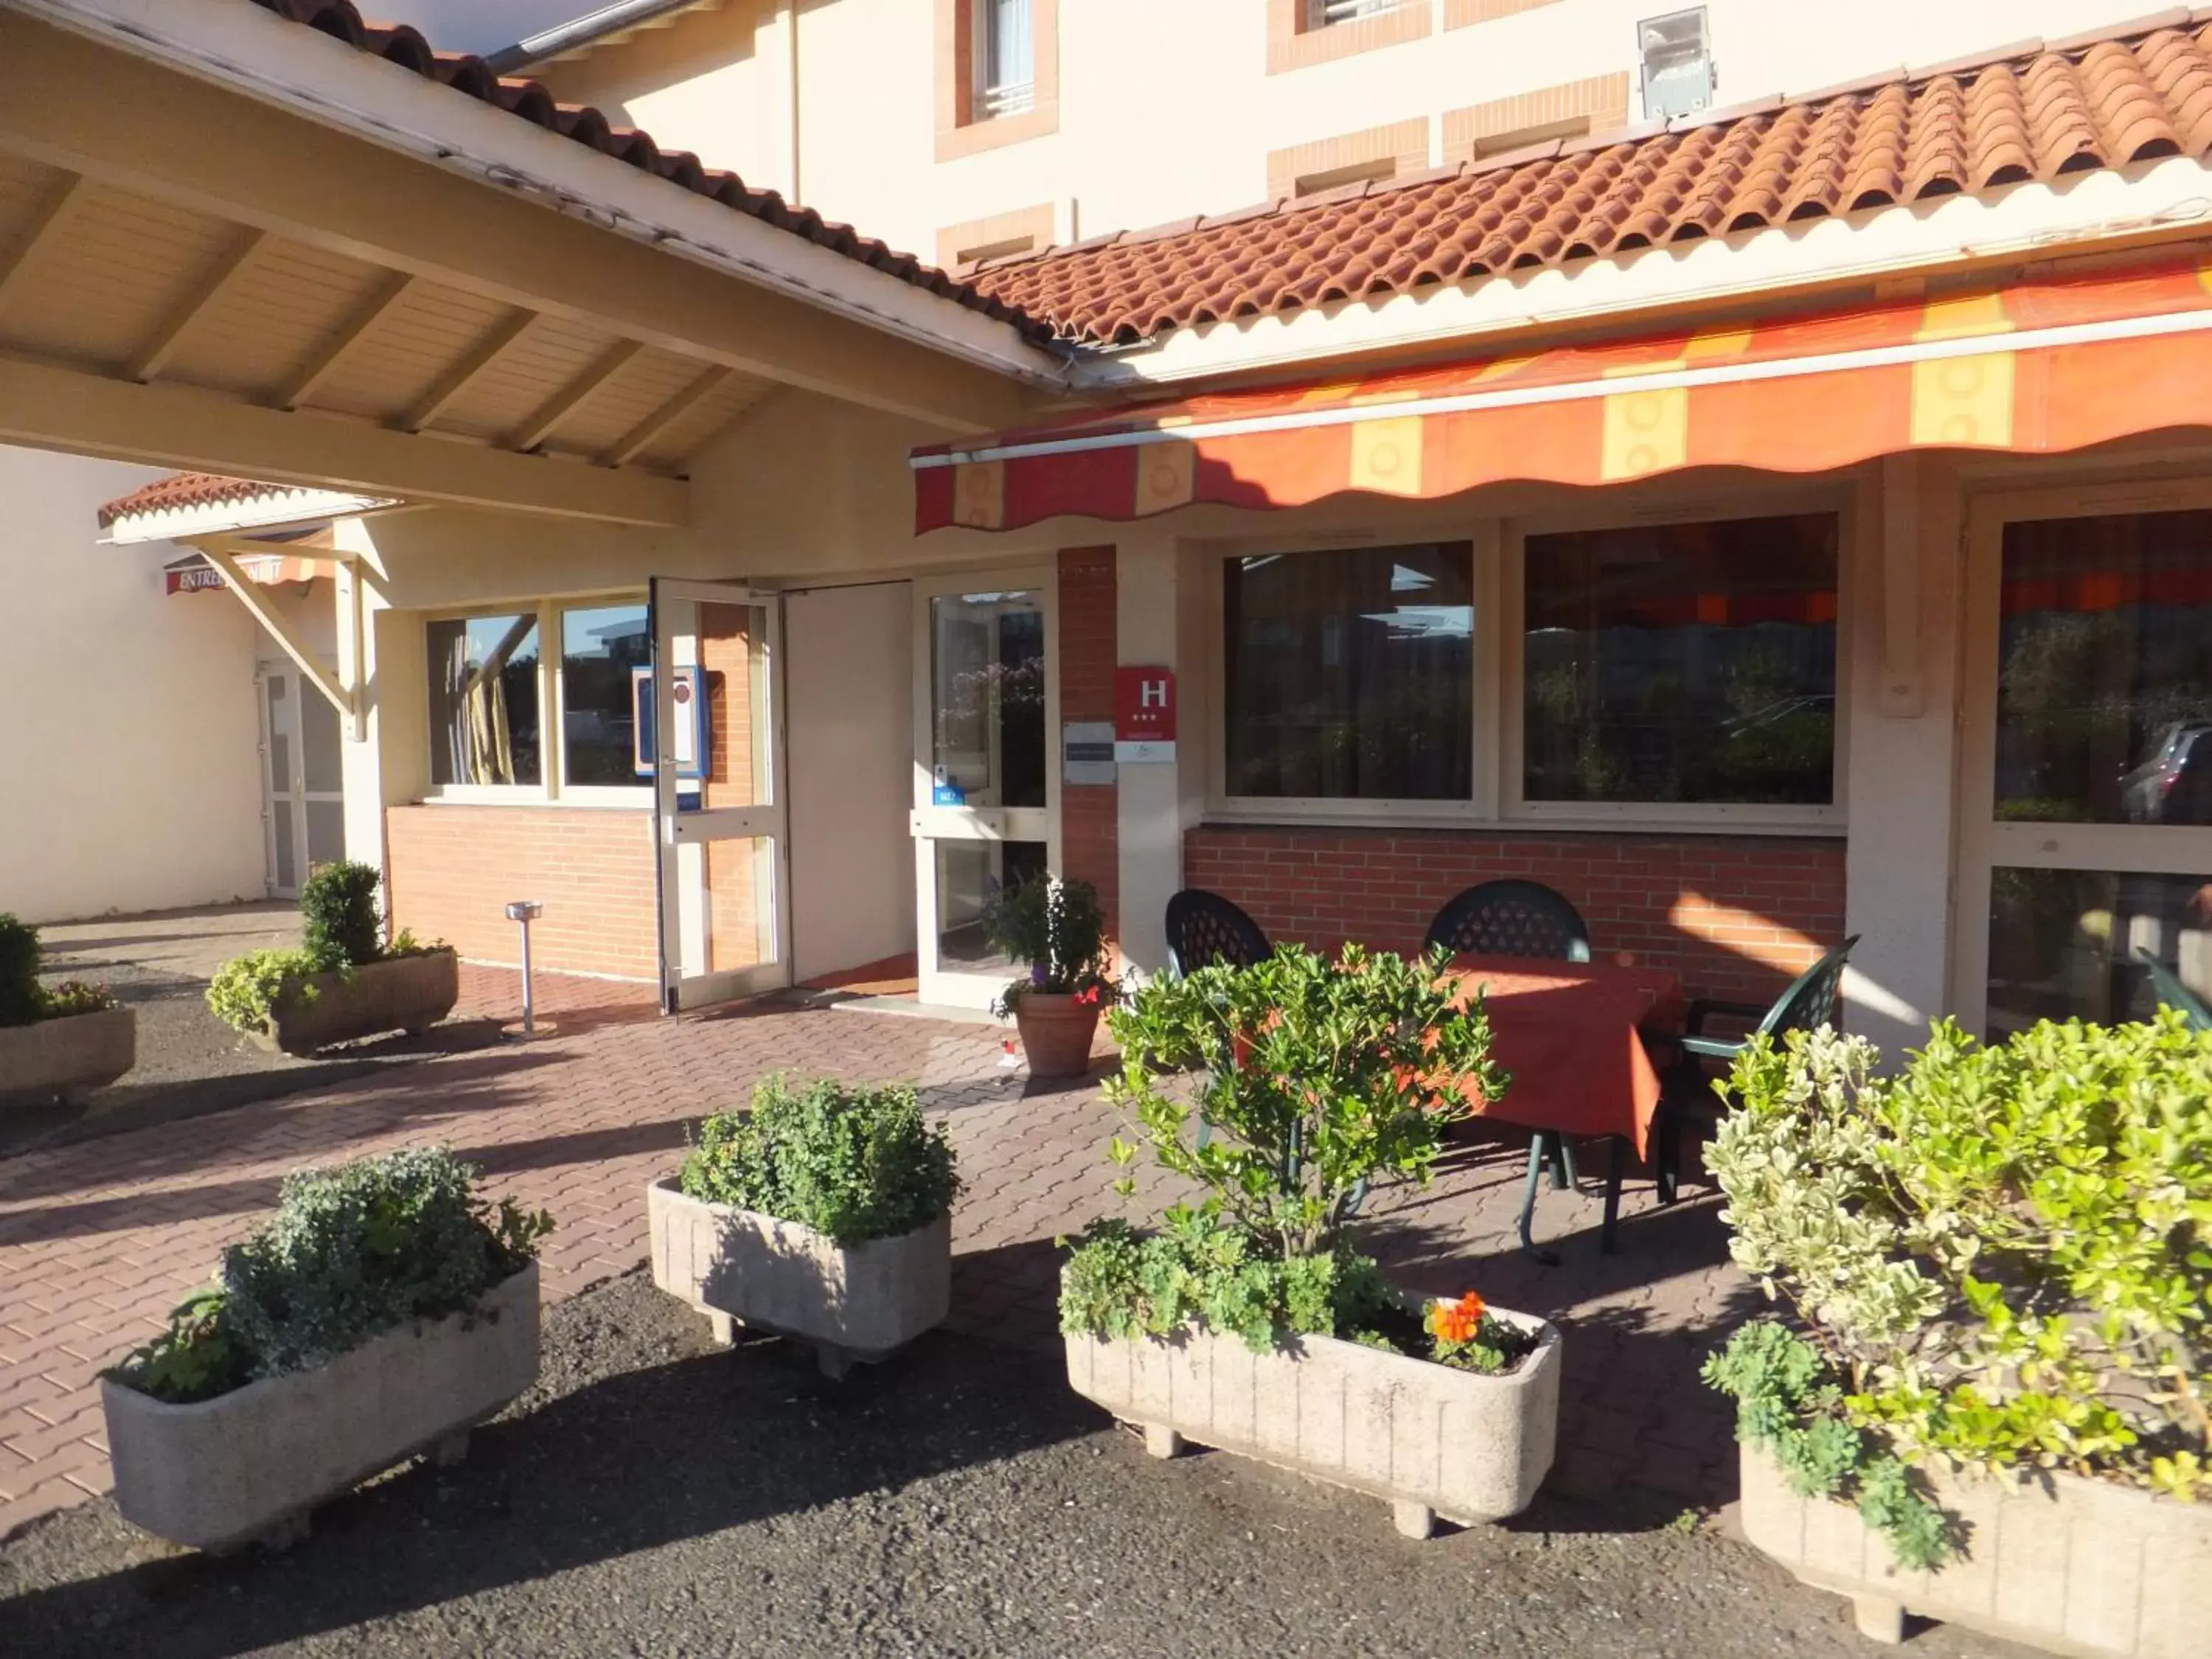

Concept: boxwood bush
[[205, 861, 445, 1036], [111, 1147, 552, 1404], [0, 913, 117, 1027], [678, 1077, 959, 1245], [1704, 1014, 2212, 1568]]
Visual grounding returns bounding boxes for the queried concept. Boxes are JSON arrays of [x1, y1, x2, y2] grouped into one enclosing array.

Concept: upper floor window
[[975, 0, 1034, 119], [1307, 0, 1409, 26]]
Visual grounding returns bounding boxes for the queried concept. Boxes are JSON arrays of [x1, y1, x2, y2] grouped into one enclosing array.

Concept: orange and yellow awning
[[914, 257, 2212, 534]]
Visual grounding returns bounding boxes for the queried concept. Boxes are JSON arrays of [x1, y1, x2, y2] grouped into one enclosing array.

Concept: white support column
[[1116, 532, 1186, 978], [1842, 455, 1965, 1057], [330, 515, 390, 878]]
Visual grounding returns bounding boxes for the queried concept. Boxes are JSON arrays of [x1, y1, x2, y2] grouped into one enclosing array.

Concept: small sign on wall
[[1114, 667, 1176, 763], [1063, 721, 1116, 786]]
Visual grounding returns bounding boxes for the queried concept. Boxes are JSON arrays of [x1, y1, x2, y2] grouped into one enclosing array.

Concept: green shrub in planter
[[206, 947, 323, 1037], [1062, 945, 1529, 1372], [679, 1077, 959, 1245], [299, 860, 384, 971], [0, 913, 40, 1027], [1704, 1015, 2212, 1568], [111, 1147, 552, 1403]]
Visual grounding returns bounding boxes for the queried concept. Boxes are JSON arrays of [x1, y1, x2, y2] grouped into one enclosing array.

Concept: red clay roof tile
[[97, 473, 360, 527], [245, 0, 1043, 337], [969, 21, 2212, 345]]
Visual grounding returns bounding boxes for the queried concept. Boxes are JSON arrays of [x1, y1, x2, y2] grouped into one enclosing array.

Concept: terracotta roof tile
[[244, 1, 1043, 337], [970, 21, 2212, 345], [95, 473, 386, 528]]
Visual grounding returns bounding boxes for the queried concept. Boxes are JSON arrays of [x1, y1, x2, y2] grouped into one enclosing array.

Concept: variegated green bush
[[1708, 1014, 2212, 1532]]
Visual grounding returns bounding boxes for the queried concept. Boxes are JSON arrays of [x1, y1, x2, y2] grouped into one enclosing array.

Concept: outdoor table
[[1440, 953, 1687, 1260]]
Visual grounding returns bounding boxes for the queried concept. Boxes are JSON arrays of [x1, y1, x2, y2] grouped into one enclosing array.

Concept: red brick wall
[[385, 804, 658, 980], [1183, 824, 1846, 1004], [1058, 546, 1119, 946]]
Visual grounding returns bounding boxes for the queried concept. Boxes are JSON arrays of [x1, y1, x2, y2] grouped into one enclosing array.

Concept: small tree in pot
[[984, 874, 1116, 1079], [0, 913, 132, 1108]]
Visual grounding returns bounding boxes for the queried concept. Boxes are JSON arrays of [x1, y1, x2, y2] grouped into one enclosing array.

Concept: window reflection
[[930, 592, 1046, 810], [1523, 514, 1837, 805], [428, 613, 540, 787], [560, 603, 649, 787], [1997, 510, 2212, 826], [1987, 867, 2212, 1037], [1225, 543, 1474, 800]]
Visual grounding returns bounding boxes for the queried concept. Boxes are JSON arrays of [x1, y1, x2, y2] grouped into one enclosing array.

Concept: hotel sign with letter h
[[1114, 667, 1175, 763]]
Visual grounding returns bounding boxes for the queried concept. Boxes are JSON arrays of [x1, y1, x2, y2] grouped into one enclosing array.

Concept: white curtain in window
[[980, 0, 1034, 111]]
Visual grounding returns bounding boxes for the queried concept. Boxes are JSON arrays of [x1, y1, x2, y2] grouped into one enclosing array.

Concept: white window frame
[[972, 0, 1036, 121], [422, 600, 555, 804], [1201, 484, 1853, 835], [552, 593, 656, 809]]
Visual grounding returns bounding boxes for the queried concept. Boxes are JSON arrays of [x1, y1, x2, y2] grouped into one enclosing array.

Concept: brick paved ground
[[0, 967, 1756, 1541]]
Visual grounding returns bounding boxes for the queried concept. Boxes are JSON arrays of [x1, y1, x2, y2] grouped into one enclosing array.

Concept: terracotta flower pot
[[1012, 992, 1102, 1079]]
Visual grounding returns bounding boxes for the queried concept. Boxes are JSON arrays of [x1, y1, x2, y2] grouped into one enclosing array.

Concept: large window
[[428, 613, 541, 788], [560, 602, 650, 788], [1520, 514, 1839, 807], [1225, 543, 1474, 801]]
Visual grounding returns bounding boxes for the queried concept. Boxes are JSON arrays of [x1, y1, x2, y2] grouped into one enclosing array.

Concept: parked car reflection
[[2121, 722, 2212, 824]]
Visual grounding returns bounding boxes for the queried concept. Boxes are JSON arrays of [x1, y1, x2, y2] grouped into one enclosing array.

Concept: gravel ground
[[0, 1273, 2032, 1659]]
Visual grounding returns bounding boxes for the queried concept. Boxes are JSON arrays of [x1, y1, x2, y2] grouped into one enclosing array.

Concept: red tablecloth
[[1441, 954, 1686, 1158]]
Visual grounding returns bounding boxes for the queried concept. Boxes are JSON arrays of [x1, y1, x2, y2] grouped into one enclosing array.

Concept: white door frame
[[1952, 476, 2212, 1032], [256, 663, 298, 897], [651, 577, 793, 1012], [910, 566, 1060, 1009]]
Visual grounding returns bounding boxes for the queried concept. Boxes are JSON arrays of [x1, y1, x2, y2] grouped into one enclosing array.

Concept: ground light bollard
[[504, 900, 552, 1040]]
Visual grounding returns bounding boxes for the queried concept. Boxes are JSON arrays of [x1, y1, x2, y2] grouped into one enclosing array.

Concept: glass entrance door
[[1955, 491, 2212, 1036], [650, 579, 790, 1012], [911, 574, 1056, 1009], [258, 667, 345, 897]]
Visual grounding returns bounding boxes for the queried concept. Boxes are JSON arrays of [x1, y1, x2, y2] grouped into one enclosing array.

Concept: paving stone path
[[0, 967, 1754, 1539]]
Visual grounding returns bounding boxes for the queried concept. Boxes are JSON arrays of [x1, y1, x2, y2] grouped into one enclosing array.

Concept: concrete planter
[[101, 1261, 540, 1551], [0, 1006, 135, 1107], [255, 950, 459, 1056], [1065, 1289, 1561, 1538], [647, 1177, 950, 1377], [1012, 992, 1102, 1078], [1739, 1444, 2211, 1655]]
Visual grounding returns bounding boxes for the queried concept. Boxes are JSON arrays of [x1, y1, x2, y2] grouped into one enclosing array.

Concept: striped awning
[[914, 257, 2212, 534]]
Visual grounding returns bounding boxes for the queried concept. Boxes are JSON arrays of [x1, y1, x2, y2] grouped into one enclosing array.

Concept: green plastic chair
[[2137, 947, 2212, 1031], [1651, 935, 1860, 1203]]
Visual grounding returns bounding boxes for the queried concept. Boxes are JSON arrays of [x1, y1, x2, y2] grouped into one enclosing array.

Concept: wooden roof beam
[[128, 226, 269, 382], [271, 269, 416, 411], [399, 307, 538, 433], [509, 338, 643, 451], [0, 170, 90, 324], [601, 366, 730, 467]]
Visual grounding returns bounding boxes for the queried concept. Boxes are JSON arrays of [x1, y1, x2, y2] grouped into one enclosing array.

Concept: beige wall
[[537, 0, 2147, 265], [0, 445, 267, 922]]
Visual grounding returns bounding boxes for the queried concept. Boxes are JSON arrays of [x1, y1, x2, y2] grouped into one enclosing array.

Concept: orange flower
[[1427, 1290, 1487, 1347]]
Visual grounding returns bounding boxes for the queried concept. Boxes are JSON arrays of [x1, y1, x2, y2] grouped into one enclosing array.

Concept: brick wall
[[1267, 117, 1432, 201], [1057, 546, 1118, 948], [385, 804, 658, 981], [700, 604, 765, 972], [1184, 824, 1847, 1004], [1267, 0, 1433, 74]]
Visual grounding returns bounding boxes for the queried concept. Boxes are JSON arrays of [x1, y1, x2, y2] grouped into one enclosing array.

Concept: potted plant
[[0, 913, 134, 1109], [206, 861, 457, 1054], [101, 1147, 552, 1551], [1703, 1017, 2212, 1653], [1060, 944, 1562, 1538], [650, 1077, 960, 1378], [983, 874, 1116, 1079]]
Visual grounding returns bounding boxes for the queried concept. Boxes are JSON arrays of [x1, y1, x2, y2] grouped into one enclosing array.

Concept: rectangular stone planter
[[101, 1262, 540, 1551], [647, 1178, 950, 1377], [0, 1006, 134, 1107], [1065, 1287, 1561, 1537], [255, 950, 459, 1056], [1739, 1444, 2211, 1656]]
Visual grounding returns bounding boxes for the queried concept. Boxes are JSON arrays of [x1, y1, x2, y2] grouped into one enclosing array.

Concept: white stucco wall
[[0, 446, 267, 922]]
